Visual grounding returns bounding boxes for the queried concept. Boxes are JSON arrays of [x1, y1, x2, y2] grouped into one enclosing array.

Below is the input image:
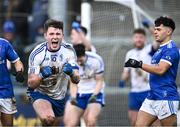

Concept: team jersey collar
[[160, 40, 172, 47]]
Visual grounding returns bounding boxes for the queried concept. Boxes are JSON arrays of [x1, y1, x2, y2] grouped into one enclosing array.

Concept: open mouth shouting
[[50, 40, 60, 50]]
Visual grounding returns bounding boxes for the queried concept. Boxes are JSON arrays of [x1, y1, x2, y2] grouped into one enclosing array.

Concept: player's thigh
[[33, 99, 55, 119], [135, 110, 157, 127], [0, 112, 13, 126], [84, 103, 101, 122], [64, 101, 84, 124], [160, 114, 177, 126]]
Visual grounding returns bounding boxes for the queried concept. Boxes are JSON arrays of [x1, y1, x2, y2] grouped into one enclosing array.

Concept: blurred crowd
[[0, 0, 49, 66]]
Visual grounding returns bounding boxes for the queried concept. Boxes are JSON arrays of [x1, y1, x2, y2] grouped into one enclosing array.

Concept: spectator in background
[[2, 20, 24, 70], [3, 20, 16, 43], [2, 20, 15, 70], [70, 21, 96, 52], [4, 0, 32, 45], [29, 0, 48, 43], [142, 19, 154, 35]]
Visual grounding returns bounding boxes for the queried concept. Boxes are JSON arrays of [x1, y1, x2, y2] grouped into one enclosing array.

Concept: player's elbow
[[28, 74, 41, 89], [155, 68, 166, 76]]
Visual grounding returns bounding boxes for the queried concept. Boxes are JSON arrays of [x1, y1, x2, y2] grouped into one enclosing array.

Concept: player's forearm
[[69, 81, 78, 98], [28, 74, 41, 89], [121, 70, 129, 82], [70, 70, 80, 84], [142, 63, 165, 75], [93, 79, 104, 95], [82, 39, 92, 51], [14, 60, 24, 72]]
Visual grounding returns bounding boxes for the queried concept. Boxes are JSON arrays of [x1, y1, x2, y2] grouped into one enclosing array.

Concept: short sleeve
[[95, 56, 104, 74], [68, 50, 79, 70], [160, 49, 178, 66], [6, 43, 19, 63], [28, 51, 41, 74]]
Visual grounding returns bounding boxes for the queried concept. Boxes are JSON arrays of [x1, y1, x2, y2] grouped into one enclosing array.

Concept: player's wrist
[[69, 71, 74, 77], [119, 80, 125, 88], [70, 73, 80, 84], [139, 61, 143, 68], [15, 70, 25, 82], [70, 97, 77, 105]]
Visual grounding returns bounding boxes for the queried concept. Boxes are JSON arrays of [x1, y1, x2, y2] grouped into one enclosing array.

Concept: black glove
[[124, 59, 143, 68], [15, 71, 25, 82], [88, 94, 98, 103], [70, 97, 78, 106]]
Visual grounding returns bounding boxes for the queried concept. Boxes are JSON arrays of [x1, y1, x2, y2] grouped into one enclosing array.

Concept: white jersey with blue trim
[[78, 51, 105, 94], [124, 44, 152, 92], [28, 41, 77, 100]]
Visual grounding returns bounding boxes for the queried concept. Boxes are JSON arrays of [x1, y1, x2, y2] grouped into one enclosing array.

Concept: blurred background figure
[[2, 20, 16, 70], [2, 20, 25, 72], [28, 0, 48, 44], [3, 20, 15, 42], [4, 0, 32, 45], [70, 21, 96, 52]]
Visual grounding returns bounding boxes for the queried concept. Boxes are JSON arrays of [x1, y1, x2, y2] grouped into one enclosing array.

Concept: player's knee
[[86, 115, 97, 126], [135, 119, 143, 127], [41, 116, 55, 126]]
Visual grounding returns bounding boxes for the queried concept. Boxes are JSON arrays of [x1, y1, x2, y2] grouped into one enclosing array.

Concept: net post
[[81, 0, 92, 41]]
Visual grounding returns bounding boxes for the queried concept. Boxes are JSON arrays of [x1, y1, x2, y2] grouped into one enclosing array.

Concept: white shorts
[[140, 98, 179, 120], [0, 98, 17, 114]]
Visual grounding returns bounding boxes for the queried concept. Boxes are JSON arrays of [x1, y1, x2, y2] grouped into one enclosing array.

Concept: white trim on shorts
[[140, 98, 179, 120], [0, 98, 17, 114]]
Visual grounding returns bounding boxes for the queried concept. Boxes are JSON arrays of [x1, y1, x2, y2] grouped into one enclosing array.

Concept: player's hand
[[70, 97, 78, 106], [118, 80, 125, 88], [71, 75, 80, 84], [142, 19, 150, 28], [124, 59, 143, 68], [40, 66, 52, 78], [15, 70, 25, 82], [88, 94, 97, 103], [63, 63, 73, 76]]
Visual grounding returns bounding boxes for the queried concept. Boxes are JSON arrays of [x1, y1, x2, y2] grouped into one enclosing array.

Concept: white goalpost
[[81, 0, 154, 41]]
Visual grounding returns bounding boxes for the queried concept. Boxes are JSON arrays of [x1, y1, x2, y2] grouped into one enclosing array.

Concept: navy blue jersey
[[0, 38, 19, 98], [148, 40, 179, 100]]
